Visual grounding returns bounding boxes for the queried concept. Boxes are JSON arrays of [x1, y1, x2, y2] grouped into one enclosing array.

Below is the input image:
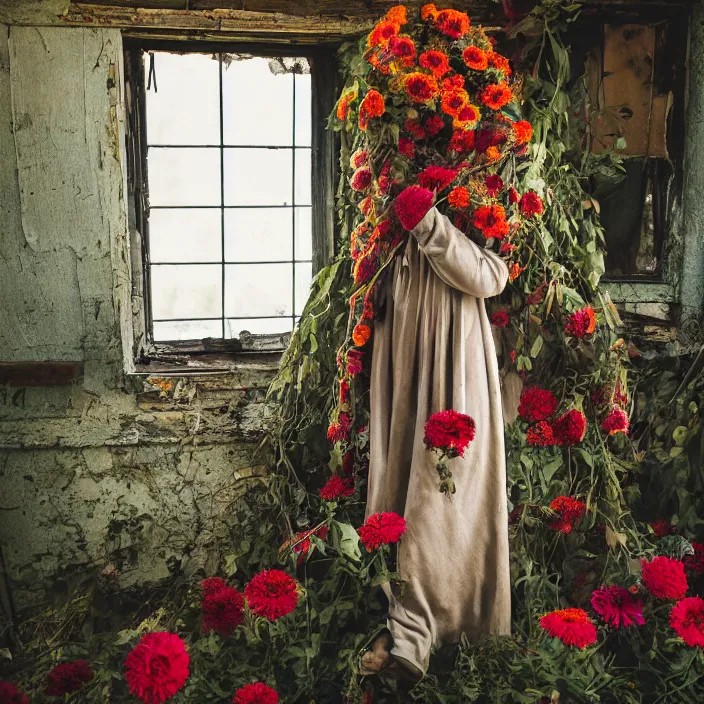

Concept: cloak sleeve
[[409, 206, 509, 299]]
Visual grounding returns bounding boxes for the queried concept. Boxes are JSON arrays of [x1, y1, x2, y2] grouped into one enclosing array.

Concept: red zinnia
[[518, 386, 558, 423], [245, 570, 299, 621], [358, 512, 407, 551], [389, 36, 416, 63], [490, 310, 509, 328], [350, 149, 368, 169], [425, 115, 446, 136], [327, 412, 351, 443], [435, 9, 470, 39], [423, 409, 476, 458], [564, 306, 597, 338], [404, 118, 426, 140], [394, 186, 434, 230], [473, 204, 509, 239], [527, 421, 556, 447], [601, 407, 629, 436], [419, 50, 451, 77], [350, 167, 373, 192], [486, 174, 504, 197], [353, 250, 379, 285], [367, 19, 399, 47], [448, 186, 470, 209], [552, 409, 587, 446], [509, 187, 520, 204], [449, 128, 476, 154], [684, 542, 704, 575], [287, 525, 329, 565], [46, 660, 93, 696], [650, 520, 676, 538], [463, 46, 488, 70], [481, 82, 513, 110], [519, 191, 544, 217], [233, 682, 280, 704], [124, 632, 189, 704], [0, 682, 29, 704], [548, 496, 586, 534], [441, 88, 469, 117], [399, 137, 415, 158], [591, 585, 645, 629], [347, 349, 364, 376], [670, 596, 704, 647], [539, 608, 597, 648], [201, 581, 244, 638], [641, 556, 688, 600], [404, 72, 440, 103], [453, 104, 480, 129], [319, 474, 355, 501], [418, 165, 457, 191]]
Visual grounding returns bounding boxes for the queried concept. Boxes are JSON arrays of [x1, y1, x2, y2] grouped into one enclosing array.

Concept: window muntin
[[144, 51, 313, 342]]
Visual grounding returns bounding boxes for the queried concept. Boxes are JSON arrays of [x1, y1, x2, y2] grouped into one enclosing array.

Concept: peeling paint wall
[[0, 25, 276, 615]]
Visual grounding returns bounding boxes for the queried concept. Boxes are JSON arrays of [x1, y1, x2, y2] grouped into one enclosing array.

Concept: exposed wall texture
[[0, 25, 274, 617]]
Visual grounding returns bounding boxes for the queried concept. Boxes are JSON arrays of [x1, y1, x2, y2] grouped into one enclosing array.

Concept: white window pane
[[146, 52, 220, 145], [222, 58, 293, 146], [224, 208, 292, 262], [148, 148, 221, 206], [295, 261, 313, 316], [295, 148, 311, 206], [294, 207, 312, 261], [295, 73, 312, 147], [153, 319, 222, 342], [225, 263, 292, 317], [225, 318, 293, 338], [224, 149, 292, 206], [150, 208, 221, 263], [151, 264, 222, 319]]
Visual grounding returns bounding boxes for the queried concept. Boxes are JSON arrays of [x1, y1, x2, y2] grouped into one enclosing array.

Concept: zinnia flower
[[46, 660, 93, 696], [463, 46, 488, 70], [441, 88, 469, 117], [486, 174, 504, 197], [367, 19, 398, 47], [650, 520, 676, 538], [319, 474, 355, 501], [591, 585, 645, 629], [509, 187, 520, 203], [473, 204, 509, 239], [233, 682, 279, 704], [513, 120, 533, 145], [552, 409, 587, 445], [601, 407, 629, 436], [684, 542, 704, 574], [519, 191, 545, 217], [124, 632, 189, 704], [385, 5, 407, 25], [423, 409, 476, 458], [490, 310, 509, 327], [518, 386, 558, 423], [201, 581, 244, 638], [200, 576, 227, 597], [404, 72, 440, 103], [0, 682, 29, 704], [347, 349, 364, 376], [452, 104, 480, 129], [481, 82, 513, 110], [352, 323, 372, 347], [508, 262, 525, 281], [449, 129, 476, 153], [399, 137, 415, 158], [350, 167, 373, 192], [419, 50, 451, 77], [425, 115, 446, 136], [447, 186, 470, 210], [336, 90, 356, 121], [435, 9, 470, 39], [404, 118, 426, 140], [358, 89, 385, 131], [350, 149, 368, 169], [394, 185, 434, 230], [390, 36, 416, 64], [285, 525, 329, 565], [488, 51, 513, 76], [540, 608, 597, 648], [564, 306, 597, 338], [327, 412, 351, 443], [670, 596, 704, 647], [353, 251, 379, 286], [245, 570, 298, 621], [548, 496, 586, 534], [421, 3, 439, 21], [526, 421, 556, 447], [641, 556, 688, 600], [418, 165, 457, 191], [358, 512, 407, 551]]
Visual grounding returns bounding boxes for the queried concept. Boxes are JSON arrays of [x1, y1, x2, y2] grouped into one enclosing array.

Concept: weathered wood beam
[[0, 361, 84, 387]]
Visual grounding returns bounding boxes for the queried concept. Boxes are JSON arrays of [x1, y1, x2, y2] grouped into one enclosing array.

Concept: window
[[124, 44, 337, 357]]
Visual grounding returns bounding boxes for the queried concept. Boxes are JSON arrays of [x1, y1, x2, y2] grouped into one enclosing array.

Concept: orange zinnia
[[385, 5, 407, 25], [463, 46, 489, 71], [352, 323, 372, 347], [368, 19, 399, 47], [419, 50, 451, 77], [513, 120, 533, 145], [481, 82, 513, 110], [448, 186, 470, 209], [336, 91, 356, 121], [488, 51, 513, 76], [453, 104, 480, 129], [508, 262, 525, 281], [404, 72, 440, 103], [421, 3, 439, 21], [360, 89, 385, 118], [435, 9, 470, 39], [441, 88, 469, 117]]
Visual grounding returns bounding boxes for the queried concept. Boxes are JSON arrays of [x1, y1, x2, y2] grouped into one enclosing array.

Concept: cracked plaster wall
[[0, 25, 275, 616]]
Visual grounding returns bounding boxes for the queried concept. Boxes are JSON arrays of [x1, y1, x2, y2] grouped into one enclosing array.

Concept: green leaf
[[333, 520, 361, 562]]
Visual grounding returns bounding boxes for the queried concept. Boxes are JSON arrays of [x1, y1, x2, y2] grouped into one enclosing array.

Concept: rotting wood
[[0, 361, 84, 387]]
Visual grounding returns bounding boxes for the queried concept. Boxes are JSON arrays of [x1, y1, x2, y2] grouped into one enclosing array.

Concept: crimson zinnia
[[518, 386, 558, 423], [358, 512, 406, 551], [670, 596, 704, 647], [539, 608, 597, 648], [564, 306, 597, 338], [319, 474, 355, 501], [394, 186, 434, 230], [200, 579, 244, 638], [526, 421, 556, 447], [548, 496, 586, 534], [591, 585, 645, 629], [46, 660, 93, 696], [684, 542, 704, 574], [601, 407, 629, 436], [423, 409, 476, 458], [233, 682, 279, 704], [245, 570, 298, 621], [641, 556, 688, 600], [124, 632, 189, 704], [0, 682, 30, 704], [552, 409, 587, 445]]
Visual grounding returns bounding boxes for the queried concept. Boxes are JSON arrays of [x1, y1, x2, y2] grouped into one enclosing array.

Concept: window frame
[[123, 39, 339, 364]]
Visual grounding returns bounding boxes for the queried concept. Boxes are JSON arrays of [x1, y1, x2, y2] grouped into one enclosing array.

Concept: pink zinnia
[[394, 186, 434, 230], [670, 596, 704, 647], [591, 585, 645, 629], [641, 556, 688, 600]]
